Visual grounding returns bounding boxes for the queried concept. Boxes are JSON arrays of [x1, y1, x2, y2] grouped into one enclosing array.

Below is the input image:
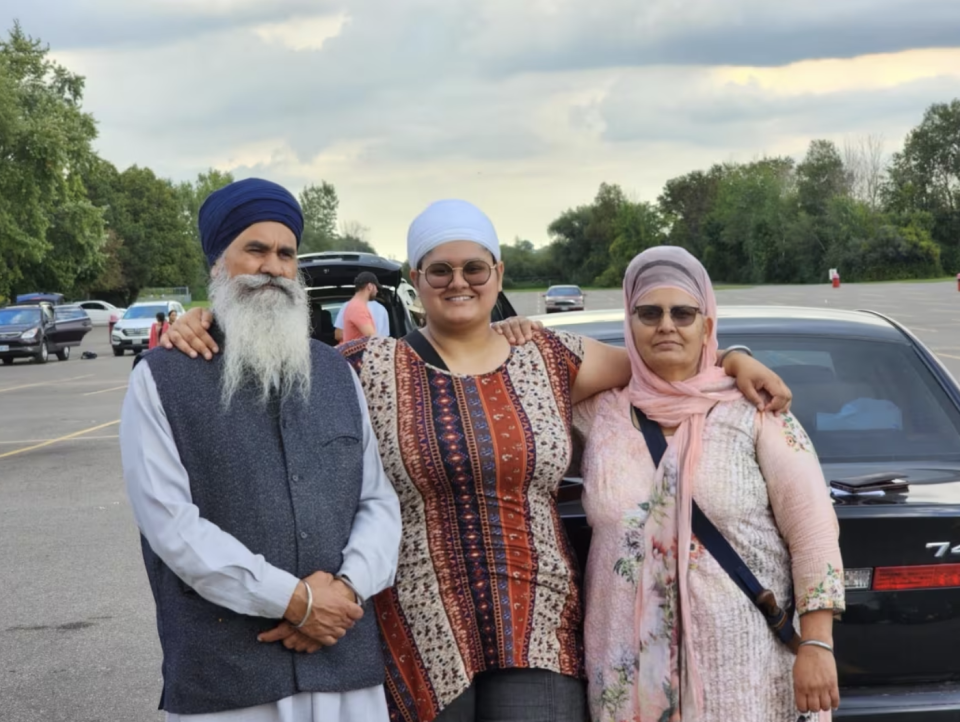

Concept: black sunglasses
[[418, 260, 496, 289], [632, 305, 701, 327]]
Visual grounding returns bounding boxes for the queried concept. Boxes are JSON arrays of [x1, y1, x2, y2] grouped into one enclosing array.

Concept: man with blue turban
[[120, 178, 400, 721]]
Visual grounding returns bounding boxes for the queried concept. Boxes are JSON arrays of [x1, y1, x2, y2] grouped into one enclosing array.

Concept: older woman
[[163, 201, 793, 722], [575, 246, 844, 722]]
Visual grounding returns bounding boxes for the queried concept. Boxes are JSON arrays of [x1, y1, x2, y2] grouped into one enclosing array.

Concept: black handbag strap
[[404, 329, 450, 371], [633, 406, 801, 653]]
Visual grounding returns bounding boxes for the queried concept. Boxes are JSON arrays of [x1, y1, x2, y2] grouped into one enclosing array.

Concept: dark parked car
[[543, 284, 585, 313], [539, 306, 960, 721], [0, 303, 91, 364], [299, 251, 516, 345]]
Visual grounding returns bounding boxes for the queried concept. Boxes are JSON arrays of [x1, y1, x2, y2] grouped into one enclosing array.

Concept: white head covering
[[407, 199, 501, 269]]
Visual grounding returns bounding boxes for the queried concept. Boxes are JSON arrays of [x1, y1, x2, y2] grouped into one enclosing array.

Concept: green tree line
[[507, 103, 960, 287], [3, 22, 959, 301], [0, 24, 372, 305]]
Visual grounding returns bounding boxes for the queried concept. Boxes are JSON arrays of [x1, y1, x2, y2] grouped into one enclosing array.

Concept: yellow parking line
[[0, 435, 118, 445], [83, 384, 129, 397], [0, 374, 94, 394], [0, 420, 119, 460]]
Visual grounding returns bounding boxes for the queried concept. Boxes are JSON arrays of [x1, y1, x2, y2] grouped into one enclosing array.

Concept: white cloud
[[21, 0, 960, 260], [253, 13, 348, 51]]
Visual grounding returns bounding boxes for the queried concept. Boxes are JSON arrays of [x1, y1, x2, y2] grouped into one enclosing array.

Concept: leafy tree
[[707, 158, 795, 283], [107, 166, 196, 303], [299, 181, 339, 253], [884, 100, 960, 270], [0, 23, 105, 300], [500, 238, 561, 287], [658, 165, 726, 258], [796, 140, 851, 217], [177, 168, 234, 291], [548, 183, 626, 285], [597, 201, 666, 285]]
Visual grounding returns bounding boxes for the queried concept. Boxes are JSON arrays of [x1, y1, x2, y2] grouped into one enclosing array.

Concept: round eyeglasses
[[418, 260, 497, 289]]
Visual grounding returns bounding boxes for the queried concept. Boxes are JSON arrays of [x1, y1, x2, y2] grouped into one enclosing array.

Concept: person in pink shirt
[[148, 312, 169, 350], [576, 246, 843, 722], [340, 272, 381, 344]]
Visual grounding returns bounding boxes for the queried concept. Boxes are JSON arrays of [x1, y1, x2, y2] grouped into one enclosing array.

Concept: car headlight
[[20, 327, 38, 341]]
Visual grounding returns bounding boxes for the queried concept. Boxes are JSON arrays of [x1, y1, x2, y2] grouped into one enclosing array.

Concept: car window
[[80, 302, 101, 310], [719, 334, 960, 464], [123, 306, 167, 320], [55, 307, 89, 321], [547, 286, 581, 296], [0, 308, 41, 325]]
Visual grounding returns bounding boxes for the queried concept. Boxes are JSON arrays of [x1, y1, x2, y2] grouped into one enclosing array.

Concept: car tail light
[[872, 564, 960, 591]]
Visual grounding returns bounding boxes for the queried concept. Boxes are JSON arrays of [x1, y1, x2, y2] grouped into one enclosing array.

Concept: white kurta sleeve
[[120, 362, 300, 619]]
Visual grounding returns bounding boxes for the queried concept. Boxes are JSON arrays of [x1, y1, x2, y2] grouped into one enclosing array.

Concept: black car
[[540, 306, 960, 721], [0, 303, 92, 364], [299, 251, 517, 345]]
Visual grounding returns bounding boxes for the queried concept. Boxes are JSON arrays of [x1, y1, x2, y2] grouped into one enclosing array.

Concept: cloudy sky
[[8, 0, 960, 259]]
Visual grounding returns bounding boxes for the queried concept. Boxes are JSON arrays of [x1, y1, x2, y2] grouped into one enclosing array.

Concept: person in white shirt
[[121, 178, 400, 722]]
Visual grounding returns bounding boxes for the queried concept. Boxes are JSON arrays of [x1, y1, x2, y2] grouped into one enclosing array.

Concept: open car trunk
[[298, 252, 517, 345]]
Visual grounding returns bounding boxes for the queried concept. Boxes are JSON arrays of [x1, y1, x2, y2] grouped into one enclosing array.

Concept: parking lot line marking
[[83, 384, 129, 397], [908, 327, 939, 333], [0, 374, 94, 394], [937, 353, 960, 361], [0, 419, 119, 460], [0, 435, 118, 445]]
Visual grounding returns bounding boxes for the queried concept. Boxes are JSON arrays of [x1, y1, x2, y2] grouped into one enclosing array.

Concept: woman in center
[[164, 199, 794, 722], [576, 246, 844, 721]]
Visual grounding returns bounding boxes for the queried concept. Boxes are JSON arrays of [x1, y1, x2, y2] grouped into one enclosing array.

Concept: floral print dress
[[575, 389, 844, 722]]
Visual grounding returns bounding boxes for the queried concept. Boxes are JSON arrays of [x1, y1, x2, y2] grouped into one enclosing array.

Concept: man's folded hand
[[273, 571, 364, 647]]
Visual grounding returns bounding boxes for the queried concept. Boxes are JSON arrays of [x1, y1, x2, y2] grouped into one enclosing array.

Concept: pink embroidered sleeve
[[756, 412, 845, 616]]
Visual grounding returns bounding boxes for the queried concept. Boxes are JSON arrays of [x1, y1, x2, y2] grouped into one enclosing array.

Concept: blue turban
[[198, 178, 304, 266]]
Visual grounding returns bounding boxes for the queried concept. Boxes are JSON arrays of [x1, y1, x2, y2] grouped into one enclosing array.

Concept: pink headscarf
[[623, 246, 742, 714]]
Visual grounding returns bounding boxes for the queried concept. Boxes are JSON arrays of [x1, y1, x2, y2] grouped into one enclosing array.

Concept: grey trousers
[[434, 668, 588, 722]]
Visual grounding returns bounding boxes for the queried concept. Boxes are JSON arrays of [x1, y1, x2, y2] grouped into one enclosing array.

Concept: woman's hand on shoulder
[[793, 644, 840, 714], [491, 316, 544, 346], [161, 307, 218, 360]]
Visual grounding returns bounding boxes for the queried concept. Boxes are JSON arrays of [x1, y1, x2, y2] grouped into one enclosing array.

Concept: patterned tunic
[[340, 331, 586, 722], [576, 390, 845, 722]]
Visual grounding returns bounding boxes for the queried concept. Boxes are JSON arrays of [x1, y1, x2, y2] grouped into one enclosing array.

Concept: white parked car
[[74, 300, 126, 326], [111, 301, 185, 356]]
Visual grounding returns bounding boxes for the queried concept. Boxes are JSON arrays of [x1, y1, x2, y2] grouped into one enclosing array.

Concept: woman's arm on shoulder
[[756, 412, 845, 617], [571, 338, 794, 410], [573, 337, 631, 405]]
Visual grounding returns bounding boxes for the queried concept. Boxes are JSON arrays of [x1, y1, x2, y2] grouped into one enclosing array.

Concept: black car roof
[[298, 252, 402, 289], [535, 306, 910, 343]]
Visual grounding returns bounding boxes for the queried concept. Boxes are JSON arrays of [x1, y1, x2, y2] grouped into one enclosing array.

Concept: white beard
[[208, 271, 312, 408]]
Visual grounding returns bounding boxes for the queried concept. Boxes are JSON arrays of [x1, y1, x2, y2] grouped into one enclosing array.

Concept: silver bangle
[[294, 580, 313, 628], [799, 640, 833, 653], [724, 345, 754, 358], [336, 574, 364, 606]]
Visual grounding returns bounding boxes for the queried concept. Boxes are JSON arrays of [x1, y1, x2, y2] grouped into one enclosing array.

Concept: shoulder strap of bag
[[632, 405, 801, 653], [403, 329, 450, 371]]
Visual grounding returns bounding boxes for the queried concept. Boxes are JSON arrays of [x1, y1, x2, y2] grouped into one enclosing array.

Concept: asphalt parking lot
[[2, 281, 959, 721]]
